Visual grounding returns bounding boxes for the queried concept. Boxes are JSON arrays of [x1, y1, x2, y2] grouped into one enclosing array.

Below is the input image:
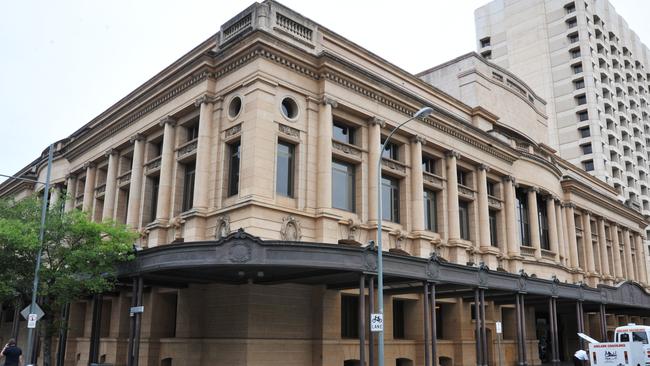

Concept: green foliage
[[0, 193, 137, 309]]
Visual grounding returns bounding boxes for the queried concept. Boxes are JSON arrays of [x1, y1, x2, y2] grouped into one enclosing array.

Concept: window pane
[[333, 122, 354, 144], [516, 189, 529, 245], [382, 176, 399, 222], [424, 189, 437, 232], [182, 161, 196, 212], [228, 141, 241, 196], [276, 142, 294, 197], [489, 210, 498, 246], [332, 160, 355, 211], [459, 200, 470, 240], [341, 296, 359, 338]]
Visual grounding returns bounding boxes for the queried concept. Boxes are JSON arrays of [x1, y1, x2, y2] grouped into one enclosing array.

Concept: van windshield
[[633, 332, 648, 344]]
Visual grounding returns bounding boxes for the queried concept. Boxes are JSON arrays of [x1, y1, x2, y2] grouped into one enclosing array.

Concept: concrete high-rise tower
[[475, 0, 650, 216]]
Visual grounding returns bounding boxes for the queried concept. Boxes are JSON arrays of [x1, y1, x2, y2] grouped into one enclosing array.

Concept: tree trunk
[[43, 314, 54, 366]]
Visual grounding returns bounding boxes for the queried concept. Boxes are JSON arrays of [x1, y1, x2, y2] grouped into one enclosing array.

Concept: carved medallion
[[228, 241, 252, 263], [215, 215, 231, 240], [280, 216, 302, 241]]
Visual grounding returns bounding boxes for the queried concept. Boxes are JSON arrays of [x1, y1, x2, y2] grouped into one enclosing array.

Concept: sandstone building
[[1, 1, 650, 365]]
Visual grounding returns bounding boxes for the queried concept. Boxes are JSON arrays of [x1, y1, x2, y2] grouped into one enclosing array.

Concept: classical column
[[527, 188, 541, 259], [477, 164, 491, 249], [611, 223, 624, 280], [556, 200, 568, 266], [192, 95, 215, 211], [474, 289, 483, 366], [358, 275, 366, 366], [82, 162, 97, 212], [546, 196, 559, 262], [317, 97, 337, 210], [430, 284, 437, 366], [634, 234, 647, 284], [368, 117, 384, 221], [102, 149, 119, 221], [503, 176, 519, 258], [423, 283, 431, 366], [410, 135, 426, 231], [565, 203, 579, 270], [446, 151, 461, 240], [582, 211, 596, 274], [623, 229, 635, 280], [126, 134, 145, 228], [64, 174, 77, 212], [597, 218, 610, 278], [155, 116, 177, 222], [88, 294, 103, 364], [49, 186, 61, 210], [127, 277, 143, 366]]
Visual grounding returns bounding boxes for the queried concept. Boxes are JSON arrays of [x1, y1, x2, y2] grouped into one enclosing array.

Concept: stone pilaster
[[192, 95, 215, 211], [317, 97, 337, 210], [623, 229, 635, 280], [582, 211, 596, 275], [368, 117, 384, 222], [546, 196, 559, 263], [410, 135, 425, 232], [126, 134, 145, 229], [445, 150, 460, 240], [597, 218, 610, 278], [556, 200, 567, 266], [155, 116, 177, 223], [477, 164, 490, 249], [502, 176, 519, 258], [634, 234, 647, 284], [527, 187, 541, 259], [82, 162, 97, 213], [102, 149, 119, 221], [611, 223, 624, 280], [565, 203, 579, 270]]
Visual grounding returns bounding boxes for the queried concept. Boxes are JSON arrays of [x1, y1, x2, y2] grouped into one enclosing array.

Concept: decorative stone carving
[[332, 141, 362, 157], [488, 196, 502, 209], [228, 241, 252, 263], [145, 157, 162, 172], [159, 116, 177, 127], [346, 219, 360, 241], [458, 185, 475, 199], [118, 172, 131, 186], [423, 173, 444, 188], [104, 148, 118, 157], [410, 135, 426, 145], [382, 159, 406, 173], [83, 162, 96, 170], [280, 216, 302, 241], [478, 164, 490, 172], [225, 124, 242, 138], [194, 93, 216, 107], [392, 230, 407, 250], [278, 124, 300, 138], [502, 175, 516, 184], [215, 215, 231, 240], [445, 150, 461, 159], [177, 140, 198, 158], [369, 117, 385, 128], [322, 96, 338, 108], [129, 133, 145, 143], [171, 216, 186, 241]]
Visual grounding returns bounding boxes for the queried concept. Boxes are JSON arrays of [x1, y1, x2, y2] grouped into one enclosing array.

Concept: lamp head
[[414, 106, 434, 118]]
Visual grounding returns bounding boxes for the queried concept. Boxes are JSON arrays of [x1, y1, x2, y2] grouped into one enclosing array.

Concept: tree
[[0, 194, 137, 366]]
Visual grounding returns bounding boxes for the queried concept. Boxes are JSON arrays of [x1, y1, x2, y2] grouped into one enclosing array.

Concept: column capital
[[65, 173, 77, 180], [478, 164, 490, 172], [129, 133, 145, 143], [410, 134, 426, 145], [104, 148, 118, 158], [369, 116, 385, 128], [159, 116, 177, 128], [322, 96, 338, 108], [526, 186, 539, 194], [582, 209, 592, 217], [562, 202, 576, 209], [83, 162, 96, 170], [194, 93, 217, 107], [445, 150, 461, 160], [502, 175, 516, 184]]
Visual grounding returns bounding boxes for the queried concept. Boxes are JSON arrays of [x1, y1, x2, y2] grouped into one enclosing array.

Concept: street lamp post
[[376, 107, 433, 366]]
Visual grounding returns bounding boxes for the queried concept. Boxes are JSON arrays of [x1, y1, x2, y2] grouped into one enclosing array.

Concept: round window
[[228, 96, 242, 119], [280, 97, 299, 120]]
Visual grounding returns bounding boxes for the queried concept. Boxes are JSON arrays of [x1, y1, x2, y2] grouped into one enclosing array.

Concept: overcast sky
[[1, 0, 649, 182]]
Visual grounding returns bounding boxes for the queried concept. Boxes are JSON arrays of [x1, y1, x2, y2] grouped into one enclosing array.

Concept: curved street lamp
[[376, 106, 433, 366]]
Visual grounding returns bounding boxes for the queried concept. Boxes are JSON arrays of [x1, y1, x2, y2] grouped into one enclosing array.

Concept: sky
[[1, 0, 649, 182]]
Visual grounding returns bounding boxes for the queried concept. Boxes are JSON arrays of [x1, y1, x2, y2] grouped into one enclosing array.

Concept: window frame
[[332, 159, 356, 212], [276, 140, 295, 197], [381, 175, 400, 222], [181, 161, 196, 212], [227, 140, 241, 197]]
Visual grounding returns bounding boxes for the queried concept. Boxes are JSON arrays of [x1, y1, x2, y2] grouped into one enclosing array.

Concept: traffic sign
[[21, 304, 45, 321], [27, 314, 37, 329], [130, 306, 144, 315], [370, 313, 383, 332], [495, 321, 502, 334]]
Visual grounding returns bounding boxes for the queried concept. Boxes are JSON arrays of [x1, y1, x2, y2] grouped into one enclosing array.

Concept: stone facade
[[1, 1, 650, 365]]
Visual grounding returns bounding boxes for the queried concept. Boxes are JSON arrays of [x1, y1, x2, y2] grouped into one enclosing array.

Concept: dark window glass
[[182, 161, 196, 212], [393, 299, 406, 339], [186, 123, 199, 142], [333, 122, 355, 145], [487, 181, 496, 196], [571, 49, 581, 59], [576, 95, 587, 105], [149, 176, 160, 222], [579, 126, 591, 137], [516, 189, 530, 245], [332, 160, 355, 211], [489, 210, 498, 247], [228, 140, 241, 196], [573, 64, 583, 74], [538, 196, 549, 250], [457, 170, 467, 186], [633, 332, 649, 344], [578, 111, 589, 122], [582, 144, 593, 154], [341, 296, 359, 338], [422, 155, 436, 174], [574, 79, 585, 89], [276, 141, 295, 197], [583, 160, 595, 171], [459, 200, 470, 240], [382, 140, 399, 160], [381, 175, 400, 222], [424, 189, 437, 232], [154, 140, 164, 158], [619, 333, 630, 342]]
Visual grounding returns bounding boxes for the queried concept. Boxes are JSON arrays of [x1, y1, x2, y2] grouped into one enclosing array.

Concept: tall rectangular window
[[489, 210, 498, 246], [182, 161, 196, 212], [382, 140, 399, 160], [149, 176, 160, 223], [459, 200, 470, 240], [186, 123, 199, 142], [393, 299, 406, 339], [332, 160, 355, 211], [276, 141, 295, 197], [381, 175, 400, 222], [424, 189, 437, 232], [422, 155, 437, 174], [341, 295, 359, 338], [516, 189, 530, 245], [227, 140, 241, 196], [538, 197, 549, 250]]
